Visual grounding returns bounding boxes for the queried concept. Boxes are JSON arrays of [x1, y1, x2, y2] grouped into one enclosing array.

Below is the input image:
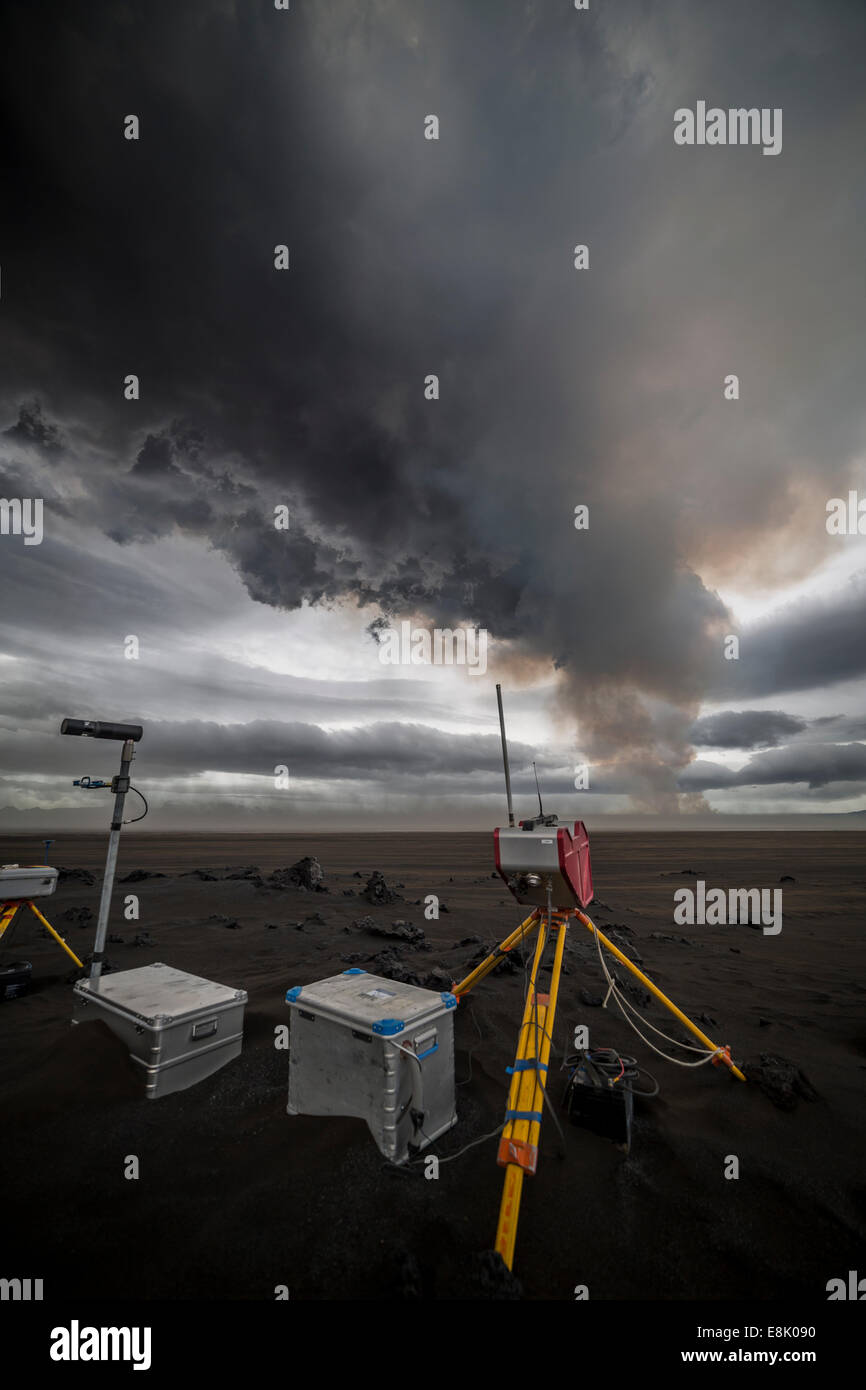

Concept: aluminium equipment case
[[0, 865, 58, 901], [72, 962, 247, 1099], [285, 969, 458, 1164]]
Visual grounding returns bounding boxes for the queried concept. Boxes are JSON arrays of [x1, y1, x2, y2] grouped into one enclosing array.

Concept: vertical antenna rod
[[532, 761, 544, 817], [496, 683, 515, 827]]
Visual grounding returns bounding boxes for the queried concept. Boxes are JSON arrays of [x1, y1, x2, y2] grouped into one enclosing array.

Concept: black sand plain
[[1, 830, 864, 1301]]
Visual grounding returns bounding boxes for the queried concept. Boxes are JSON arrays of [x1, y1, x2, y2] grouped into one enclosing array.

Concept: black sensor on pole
[[61, 719, 143, 742]]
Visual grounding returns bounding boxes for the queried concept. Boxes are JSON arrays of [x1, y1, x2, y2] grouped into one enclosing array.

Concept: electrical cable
[[589, 918, 723, 1069], [561, 1046, 660, 1101], [456, 996, 485, 1087], [123, 786, 148, 824], [387, 1121, 505, 1175]]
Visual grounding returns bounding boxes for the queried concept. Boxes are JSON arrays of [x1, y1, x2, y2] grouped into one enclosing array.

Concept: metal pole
[[496, 683, 515, 827], [90, 738, 134, 984]]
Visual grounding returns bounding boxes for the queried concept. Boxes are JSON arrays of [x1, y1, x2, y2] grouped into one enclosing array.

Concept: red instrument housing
[[494, 820, 593, 911]]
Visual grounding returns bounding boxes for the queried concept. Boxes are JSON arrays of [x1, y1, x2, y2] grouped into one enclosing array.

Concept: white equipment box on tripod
[[72, 963, 247, 1099], [0, 865, 58, 900], [285, 969, 458, 1164]]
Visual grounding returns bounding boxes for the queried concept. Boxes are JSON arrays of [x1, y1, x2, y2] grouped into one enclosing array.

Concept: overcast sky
[[1, 0, 864, 830]]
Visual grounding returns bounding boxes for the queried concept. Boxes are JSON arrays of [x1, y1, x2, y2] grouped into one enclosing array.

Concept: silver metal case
[[72, 962, 247, 1099], [0, 865, 58, 900], [285, 969, 458, 1165]]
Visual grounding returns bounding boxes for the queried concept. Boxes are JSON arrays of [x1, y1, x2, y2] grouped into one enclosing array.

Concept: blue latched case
[[285, 971, 458, 1164]]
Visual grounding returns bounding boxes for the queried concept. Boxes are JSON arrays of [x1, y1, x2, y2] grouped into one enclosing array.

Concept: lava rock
[[743, 1054, 819, 1110], [365, 919, 426, 947], [579, 989, 603, 1007], [132, 931, 155, 947], [271, 856, 325, 891], [466, 944, 521, 976], [474, 1249, 523, 1300], [362, 870, 401, 905], [366, 948, 422, 987], [423, 967, 453, 992], [57, 866, 97, 886], [182, 869, 218, 881], [119, 870, 167, 883], [207, 914, 241, 929], [225, 865, 262, 881], [66, 954, 117, 982], [62, 906, 94, 927]]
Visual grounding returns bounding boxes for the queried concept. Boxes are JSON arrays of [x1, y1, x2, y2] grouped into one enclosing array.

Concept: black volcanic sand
[[1, 831, 864, 1301]]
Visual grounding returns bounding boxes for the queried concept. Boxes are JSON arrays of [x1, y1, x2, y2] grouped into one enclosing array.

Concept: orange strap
[[497, 1136, 538, 1175]]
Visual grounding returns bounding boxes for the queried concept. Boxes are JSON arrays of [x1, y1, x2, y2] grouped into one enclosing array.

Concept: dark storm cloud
[[0, 717, 537, 785], [689, 709, 808, 749], [710, 583, 866, 699], [680, 742, 866, 792], [1, 0, 865, 810], [2, 401, 64, 458], [811, 714, 866, 741]]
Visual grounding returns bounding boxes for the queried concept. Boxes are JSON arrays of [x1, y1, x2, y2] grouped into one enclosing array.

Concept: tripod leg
[[0, 902, 20, 945], [494, 911, 569, 1269], [576, 909, 746, 1082], [27, 902, 84, 969], [453, 911, 539, 998]]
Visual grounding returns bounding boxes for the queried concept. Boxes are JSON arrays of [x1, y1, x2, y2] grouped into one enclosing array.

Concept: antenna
[[532, 761, 544, 817], [495, 684, 515, 827]]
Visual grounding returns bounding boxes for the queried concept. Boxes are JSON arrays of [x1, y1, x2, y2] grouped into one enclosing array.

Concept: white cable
[[589, 919, 723, 1069], [591, 918, 712, 1051]]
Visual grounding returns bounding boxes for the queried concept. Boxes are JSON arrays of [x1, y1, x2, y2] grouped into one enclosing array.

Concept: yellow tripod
[[0, 899, 84, 970], [453, 902, 745, 1271]]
